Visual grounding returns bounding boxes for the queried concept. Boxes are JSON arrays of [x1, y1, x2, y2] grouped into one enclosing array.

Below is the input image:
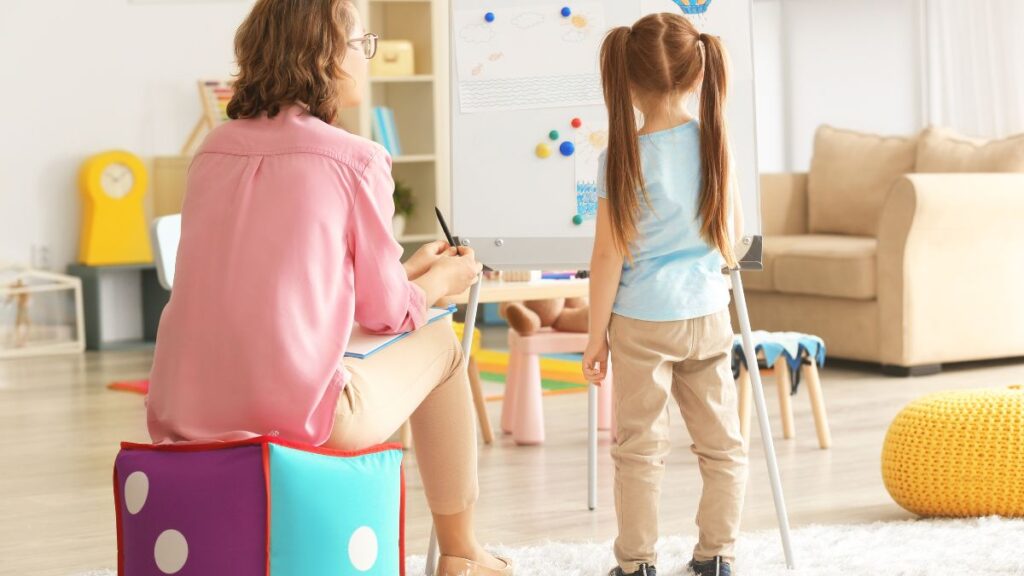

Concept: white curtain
[[924, 0, 1024, 138]]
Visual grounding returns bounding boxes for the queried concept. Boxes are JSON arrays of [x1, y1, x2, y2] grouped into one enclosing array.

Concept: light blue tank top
[[596, 120, 730, 321]]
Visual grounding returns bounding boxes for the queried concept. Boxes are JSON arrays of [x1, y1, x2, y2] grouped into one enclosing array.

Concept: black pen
[[435, 207, 493, 272], [435, 207, 460, 256]]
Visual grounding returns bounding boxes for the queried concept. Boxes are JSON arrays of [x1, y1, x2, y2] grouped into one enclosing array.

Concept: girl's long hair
[[599, 13, 736, 267]]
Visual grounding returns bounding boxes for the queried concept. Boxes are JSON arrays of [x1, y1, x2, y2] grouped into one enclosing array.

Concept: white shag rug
[[76, 517, 1024, 576]]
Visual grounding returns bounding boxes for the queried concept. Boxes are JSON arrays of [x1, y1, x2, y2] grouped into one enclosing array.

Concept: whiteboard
[[449, 0, 762, 269]]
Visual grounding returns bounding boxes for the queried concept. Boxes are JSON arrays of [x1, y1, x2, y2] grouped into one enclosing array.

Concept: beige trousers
[[609, 310, 748, 571], [326, 318, 479, 515]]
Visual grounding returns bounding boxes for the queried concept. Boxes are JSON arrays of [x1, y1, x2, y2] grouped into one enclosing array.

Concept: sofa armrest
[[759, 173, 809, 236], [877, 174, 1024, 366]]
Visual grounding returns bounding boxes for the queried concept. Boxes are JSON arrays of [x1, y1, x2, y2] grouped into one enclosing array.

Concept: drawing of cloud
[[563, 29, 587, 43], [460, 23, 496, 43], [512, 12, 545, 29]]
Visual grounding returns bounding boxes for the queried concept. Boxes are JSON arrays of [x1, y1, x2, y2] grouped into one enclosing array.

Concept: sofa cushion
[[769, 235, 877, 300], [743, 236, 806, 293], [808, 126, 918, 237], [916, 126, 1024, 173]]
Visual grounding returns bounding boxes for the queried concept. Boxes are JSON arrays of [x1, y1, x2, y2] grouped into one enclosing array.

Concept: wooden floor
[[2, 341, 1023, 576]]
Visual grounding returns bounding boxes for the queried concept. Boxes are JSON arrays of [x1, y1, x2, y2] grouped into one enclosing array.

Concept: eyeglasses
[[348, 33, 378, 60]]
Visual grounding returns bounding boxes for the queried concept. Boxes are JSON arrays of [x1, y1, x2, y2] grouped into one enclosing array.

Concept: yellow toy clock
[[78, 151, 153, 265]]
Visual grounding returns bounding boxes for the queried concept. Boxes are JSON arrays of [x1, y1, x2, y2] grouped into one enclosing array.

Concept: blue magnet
[[561, 6, 572, 17], [559, 141, 575, 157], [484, 11, 496, 22]]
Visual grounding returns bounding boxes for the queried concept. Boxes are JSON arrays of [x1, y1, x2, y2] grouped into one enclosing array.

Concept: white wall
[[752, 0, 924, 172], [752, 0, 786, 172], [0, 0, 254, 272]]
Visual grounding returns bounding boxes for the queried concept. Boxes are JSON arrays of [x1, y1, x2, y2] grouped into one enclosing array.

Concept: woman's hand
[[413, 247, 483, 305], [431, 247, 483, 295], [582, 336, 609, 385], [404, 240, 456, 281]]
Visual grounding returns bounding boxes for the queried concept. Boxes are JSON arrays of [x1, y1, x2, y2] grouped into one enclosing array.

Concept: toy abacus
[[181, 80, 235, 155]]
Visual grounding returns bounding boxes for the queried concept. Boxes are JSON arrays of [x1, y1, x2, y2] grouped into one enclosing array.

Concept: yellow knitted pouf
[[882, 386, 1024, 517]]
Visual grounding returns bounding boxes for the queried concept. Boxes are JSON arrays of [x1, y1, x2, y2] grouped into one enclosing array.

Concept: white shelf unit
[[343, 0, 451, 246]]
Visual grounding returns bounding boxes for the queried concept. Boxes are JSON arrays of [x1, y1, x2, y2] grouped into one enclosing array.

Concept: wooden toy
[[182, 79, 235, 155]]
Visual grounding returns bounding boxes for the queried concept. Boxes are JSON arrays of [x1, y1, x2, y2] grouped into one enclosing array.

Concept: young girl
[[583, 13, 748, 576]]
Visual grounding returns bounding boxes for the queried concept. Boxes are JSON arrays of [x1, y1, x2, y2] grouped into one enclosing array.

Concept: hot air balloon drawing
[[672, 0, 713, 16]]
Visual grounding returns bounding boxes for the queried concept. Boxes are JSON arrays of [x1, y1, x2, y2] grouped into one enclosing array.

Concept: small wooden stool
[[737, 349, 832, 450], [453, 322, 494, 445], [502, 328, 612, 445]]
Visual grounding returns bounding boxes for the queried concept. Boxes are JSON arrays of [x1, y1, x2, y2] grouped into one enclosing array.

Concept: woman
[[147, 1, 511, 574]]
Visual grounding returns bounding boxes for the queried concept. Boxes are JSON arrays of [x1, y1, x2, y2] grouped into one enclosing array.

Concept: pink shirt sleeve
[[348, 151, 428, 335]]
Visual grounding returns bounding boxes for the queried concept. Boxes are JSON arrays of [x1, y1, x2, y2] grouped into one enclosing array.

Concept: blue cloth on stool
[[731, 331, 826, 394]]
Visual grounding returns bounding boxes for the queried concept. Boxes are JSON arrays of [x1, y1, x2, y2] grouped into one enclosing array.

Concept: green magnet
[[549, 130, 560, 141], [572, 214, 584, 226]]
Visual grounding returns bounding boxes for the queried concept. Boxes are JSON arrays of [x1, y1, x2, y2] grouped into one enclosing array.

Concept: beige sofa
[[739, 126, 1024, 375]]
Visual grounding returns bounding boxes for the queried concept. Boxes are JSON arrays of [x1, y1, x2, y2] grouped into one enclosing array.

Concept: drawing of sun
[[561, 11, 597, 43]]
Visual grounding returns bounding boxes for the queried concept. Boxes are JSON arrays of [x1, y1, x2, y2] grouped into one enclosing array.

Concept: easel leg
[[730, 269, 796, 569], [426, 277, 483, 576], [775, 361, 795, 440], [400, 421, 413, 450], [588, 383, 598, 511], [802, 361, 832, 449], [425, 528, 439, 576]]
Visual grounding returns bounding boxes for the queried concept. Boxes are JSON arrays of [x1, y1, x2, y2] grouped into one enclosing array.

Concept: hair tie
[[698, 32, 708, 43]]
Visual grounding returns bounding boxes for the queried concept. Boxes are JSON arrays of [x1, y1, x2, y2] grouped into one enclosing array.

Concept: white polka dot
[[124, 471, 149, 515], [348, 526, 378, 572], [154, 529, 188, 574]]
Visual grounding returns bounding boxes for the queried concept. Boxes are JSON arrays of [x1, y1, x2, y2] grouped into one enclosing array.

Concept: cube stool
[[114, 437, 405, 575]]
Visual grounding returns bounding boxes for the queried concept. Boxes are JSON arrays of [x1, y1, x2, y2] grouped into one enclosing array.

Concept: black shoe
[[687, 556, 731, 576], [608, 563, 656, 576]]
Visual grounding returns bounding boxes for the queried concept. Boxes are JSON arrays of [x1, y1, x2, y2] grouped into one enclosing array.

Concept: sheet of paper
[[454, 3, 606, 113], [573, 120, 609, 222], [345, 307, 456, 360]]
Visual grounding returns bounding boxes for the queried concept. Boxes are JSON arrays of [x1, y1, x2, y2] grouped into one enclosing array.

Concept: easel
[[424, 263, 796, 574], [181, 80, 234, 155]]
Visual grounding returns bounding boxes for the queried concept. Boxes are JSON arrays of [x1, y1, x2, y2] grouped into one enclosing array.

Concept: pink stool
[[502, 328, 613, 443], [501, 328, 614, 509]]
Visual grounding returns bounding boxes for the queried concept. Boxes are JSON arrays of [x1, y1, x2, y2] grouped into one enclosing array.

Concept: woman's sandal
[[435, 555, 514, 575]]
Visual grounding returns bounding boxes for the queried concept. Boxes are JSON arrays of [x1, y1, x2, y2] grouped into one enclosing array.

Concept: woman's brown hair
[[600, 13, 736, 267], [227, 0, 354, 125]]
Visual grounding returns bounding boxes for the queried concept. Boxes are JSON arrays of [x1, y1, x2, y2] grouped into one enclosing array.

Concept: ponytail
[[600, 27, 645, 261], [698, 33, 737, 268]]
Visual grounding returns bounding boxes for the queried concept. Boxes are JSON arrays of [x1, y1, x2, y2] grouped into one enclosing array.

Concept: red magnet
[[571, 117, 583, 128]]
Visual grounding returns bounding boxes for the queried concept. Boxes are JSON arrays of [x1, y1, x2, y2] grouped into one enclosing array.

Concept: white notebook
[[344, 306, 457, 360]]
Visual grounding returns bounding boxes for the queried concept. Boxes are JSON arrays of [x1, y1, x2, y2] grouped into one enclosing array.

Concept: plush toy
[[500, 297, 589, 336]]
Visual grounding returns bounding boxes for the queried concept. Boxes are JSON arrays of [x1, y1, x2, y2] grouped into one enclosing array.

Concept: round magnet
[[559, 141, 575, 157]]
